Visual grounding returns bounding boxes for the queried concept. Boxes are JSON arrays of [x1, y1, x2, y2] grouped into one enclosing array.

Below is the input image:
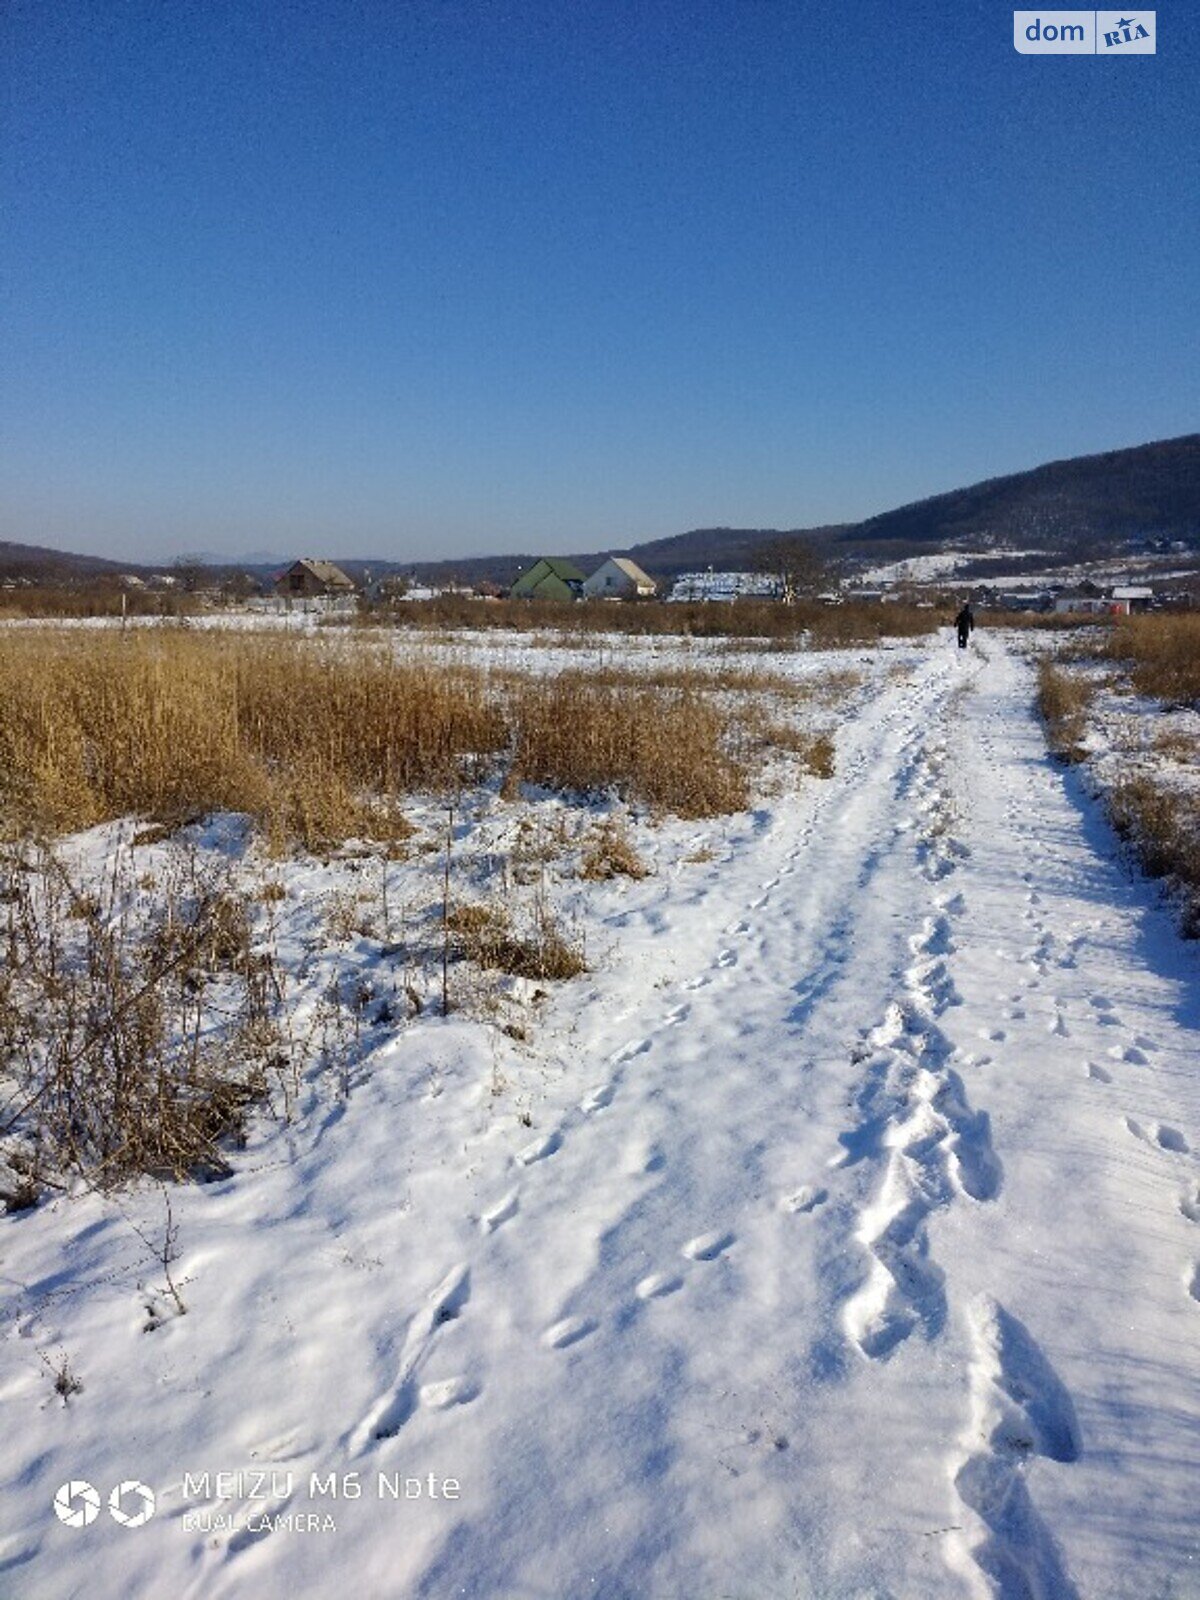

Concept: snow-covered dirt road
[[4, 634, 1198, 1600]]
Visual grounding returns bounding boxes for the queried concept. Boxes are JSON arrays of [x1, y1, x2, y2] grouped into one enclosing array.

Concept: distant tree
[[171, 554, 210, 595], [753, 536, 829, 604], [219, 570, 260, 603]]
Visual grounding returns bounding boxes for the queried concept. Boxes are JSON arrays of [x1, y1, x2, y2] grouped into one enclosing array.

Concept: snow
[[857, 551, 1046, 587], [3, 632, 1199, 1599], [666, 571, 780, 601]]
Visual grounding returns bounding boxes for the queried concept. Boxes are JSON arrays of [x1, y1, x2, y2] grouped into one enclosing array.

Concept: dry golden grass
[[446, 899, 587, 980], [356, 594, 941, 642], [1106, 614, 1200, 705], [579, 820, 650, 881], [1152, 729, 1200, 763], [0, 629, 771, 838], [0, 630, 504, 844], [751, 721, 837, 777], [1036, 660, 1097, 764], [1108, 777, 1200, 937], [511, 675, 750, 819]]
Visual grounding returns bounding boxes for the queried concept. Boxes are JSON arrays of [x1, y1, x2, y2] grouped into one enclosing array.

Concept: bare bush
[[0, 846, 287, 1188]]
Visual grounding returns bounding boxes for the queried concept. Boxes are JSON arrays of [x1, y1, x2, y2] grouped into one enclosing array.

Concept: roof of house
[[530, 557, 586, 581], [288, 558, 355, 587], [607, 557, 655, 587], [1111, 585, 1153, 600]]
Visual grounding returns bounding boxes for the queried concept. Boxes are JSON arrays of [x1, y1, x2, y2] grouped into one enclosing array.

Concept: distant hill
[[838, 433, 1200, 557], [0, 539, 146, 583], [402, 434, 1199, 585], [5, 433, 1196, 590]]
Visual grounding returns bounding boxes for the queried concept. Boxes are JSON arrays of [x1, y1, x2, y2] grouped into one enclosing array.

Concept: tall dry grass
[[0, 629, 772, 838], [357, 595, 941, 642], [1036, 660, 1097, 764], [512, 676, 749, 818], [1106, 614, 1200, 705], [0, 630, 505, 843], [1108, 777, 1200, 938]]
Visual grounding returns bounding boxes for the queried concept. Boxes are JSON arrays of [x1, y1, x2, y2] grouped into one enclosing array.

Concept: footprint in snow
[[1181, 1187, 1200, 1225], [543, 1316, 598, 1350], [1126, 1118, 1189, 1154], [1186, 1265, 1200, 1305], [715, 949, 738, 969], [613, 1038, 651, 1064], [480, 1191, 519, 1234], [580, 1083, 615, 1113], [636, 1272, 683, 1300], [516, 1130, 561, 1166], [419, 1376, 478, 1410], [781, 1186, 828, 1215], [625, 1139, 666, 1175], [727, 920, 752, 936], [1086, 1062, 1113, 1084], [663, 1003, 690, 1026], [1109, 1043, 1148, 1066], [682, 1230, 735, 1261]]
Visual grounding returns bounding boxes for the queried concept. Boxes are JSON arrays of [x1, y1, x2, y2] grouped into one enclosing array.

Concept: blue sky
[[3, 0, 1197, 562]]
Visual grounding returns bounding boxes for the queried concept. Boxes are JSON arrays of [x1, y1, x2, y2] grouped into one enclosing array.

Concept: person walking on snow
[[955, 602, 975, 649]]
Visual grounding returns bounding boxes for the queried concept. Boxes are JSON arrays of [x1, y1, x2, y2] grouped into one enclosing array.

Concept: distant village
[[166, 551, 1193, 615], [6, 545, 1194, 615]]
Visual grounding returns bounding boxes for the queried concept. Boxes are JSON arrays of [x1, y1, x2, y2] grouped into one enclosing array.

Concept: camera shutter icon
[[109, 1480, 157, 1528], [53, 1481, 101, 1528]]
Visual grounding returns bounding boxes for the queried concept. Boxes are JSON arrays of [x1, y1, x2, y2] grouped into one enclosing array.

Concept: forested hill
[[837, 433, 1200, 555]]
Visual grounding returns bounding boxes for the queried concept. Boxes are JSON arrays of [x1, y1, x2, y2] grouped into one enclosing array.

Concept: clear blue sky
[[3, 0, 1197, 562]]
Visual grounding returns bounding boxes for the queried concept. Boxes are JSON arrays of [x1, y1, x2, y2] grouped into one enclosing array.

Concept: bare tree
[[752, 536, 829, 604], [171, 554, 210, 595]]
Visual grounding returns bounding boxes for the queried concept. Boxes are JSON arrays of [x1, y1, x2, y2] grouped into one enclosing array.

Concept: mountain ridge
[[3, 433, 1196, 587]]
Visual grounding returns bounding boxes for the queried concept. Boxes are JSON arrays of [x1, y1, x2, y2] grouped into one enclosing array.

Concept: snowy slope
[[2, 634, 1198, 1600]]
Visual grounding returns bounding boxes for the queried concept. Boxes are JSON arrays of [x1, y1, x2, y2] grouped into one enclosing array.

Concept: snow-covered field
[[2, 631, 1198, 1600]]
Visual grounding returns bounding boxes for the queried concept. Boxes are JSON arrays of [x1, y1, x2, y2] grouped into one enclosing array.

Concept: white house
[[1110, 585, 1154, 613], [582, 557, 657, 599]]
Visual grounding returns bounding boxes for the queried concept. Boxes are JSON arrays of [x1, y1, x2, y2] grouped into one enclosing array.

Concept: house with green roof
[[508, 558, 585, 601]]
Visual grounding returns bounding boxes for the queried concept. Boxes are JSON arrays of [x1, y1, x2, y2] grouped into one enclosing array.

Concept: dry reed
[[0, 629, 765, 838]]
